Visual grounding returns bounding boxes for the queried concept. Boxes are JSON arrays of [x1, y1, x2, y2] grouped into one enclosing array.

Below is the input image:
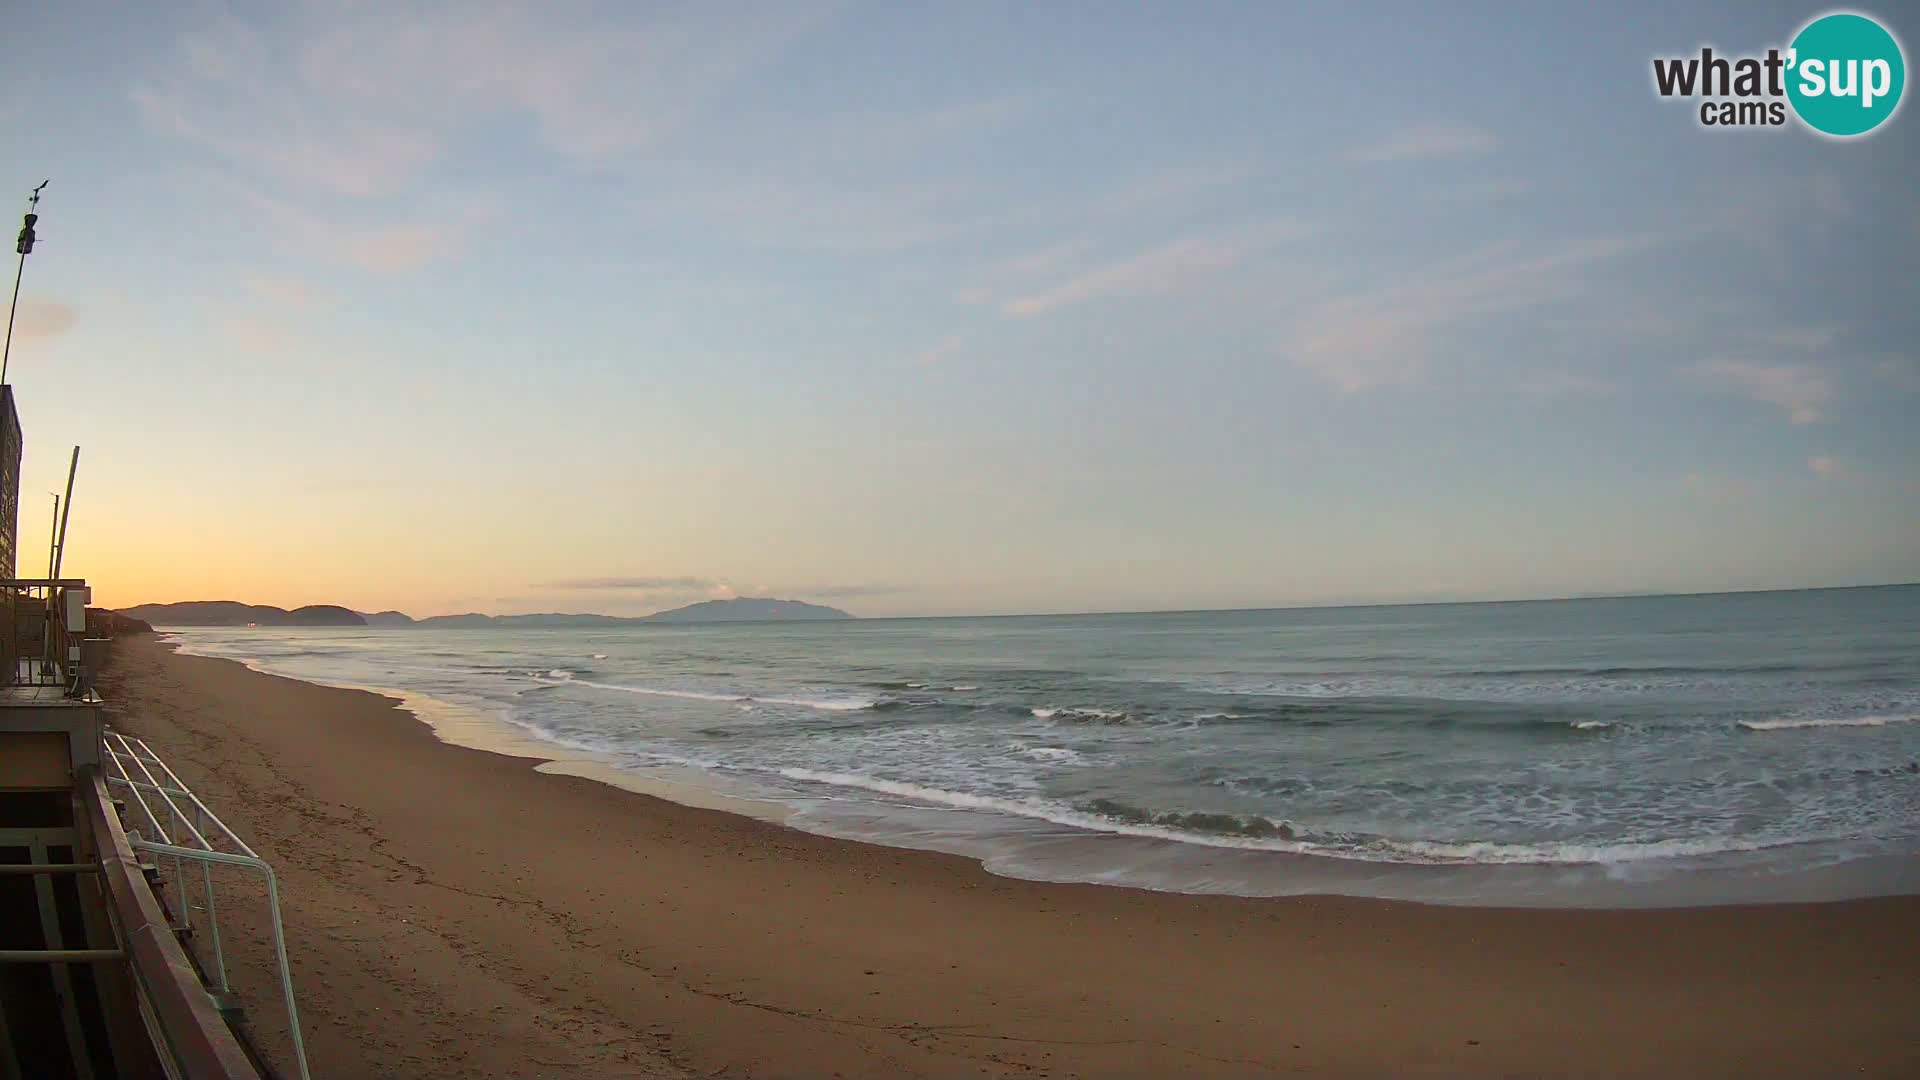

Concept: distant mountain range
[[118, 597, 853, 627]]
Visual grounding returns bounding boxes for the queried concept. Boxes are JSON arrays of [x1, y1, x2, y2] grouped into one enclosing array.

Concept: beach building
[[0, 386, 19, 579], [0, 382, 301, 1078]]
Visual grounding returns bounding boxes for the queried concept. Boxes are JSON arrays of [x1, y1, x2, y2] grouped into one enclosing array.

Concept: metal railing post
[[103, 729, 312, 1080], [171, 799, 190, 933], [260, 864, 310, 1080], [198, 797, 228, 994]]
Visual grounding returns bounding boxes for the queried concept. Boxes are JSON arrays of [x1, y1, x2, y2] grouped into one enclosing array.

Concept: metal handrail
[[0, 949, 124, 962], [81, 770, 262, 1080], [0, 578, 90, 690], [102, 729, 311, 1080]]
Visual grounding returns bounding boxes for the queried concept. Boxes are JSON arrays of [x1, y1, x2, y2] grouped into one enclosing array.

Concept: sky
[[1, 1, 1916, 618]]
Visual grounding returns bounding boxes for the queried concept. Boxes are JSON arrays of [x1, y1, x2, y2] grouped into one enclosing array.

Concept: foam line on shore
[[162, 633, 791, 822]]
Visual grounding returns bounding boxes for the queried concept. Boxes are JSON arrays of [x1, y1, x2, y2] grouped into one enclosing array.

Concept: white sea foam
[[156, 610, 1920, 896], [769, 767, 1798, 867], [565, 678, 741, 703], [551, 675, 877, 713], [1005, 742, 1083, 764], [1031, 706, 1127, 722], [500, 715, 617, 757], [756, 694, 877, 712], [1380, 834, 1796, 865], [1737, 714, 1918, 732]]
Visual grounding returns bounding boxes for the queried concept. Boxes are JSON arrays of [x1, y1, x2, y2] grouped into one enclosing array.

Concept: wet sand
[[98, 634, 1920, 1079]]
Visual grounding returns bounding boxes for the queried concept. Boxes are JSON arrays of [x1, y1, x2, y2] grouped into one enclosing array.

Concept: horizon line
[[120, 580, 1917, 625]]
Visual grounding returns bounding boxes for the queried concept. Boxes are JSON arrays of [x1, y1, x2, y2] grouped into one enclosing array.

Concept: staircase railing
[[101, 729, 311, 1080]]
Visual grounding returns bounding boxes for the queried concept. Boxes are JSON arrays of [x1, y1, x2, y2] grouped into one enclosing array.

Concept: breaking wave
[[770, 769, 1814, 867], [1737, 714, 1919, 732], [539, 673, 877, 713]]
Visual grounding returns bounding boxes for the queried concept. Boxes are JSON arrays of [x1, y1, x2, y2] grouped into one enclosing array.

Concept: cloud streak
[[538, 576, 913, 601], [1696, 360, 1833, 425], [11, 301, 76, 342], [917, 335, 964, 368], [134, 4, 824, 274], [137, 5, 823, 188], [1004, 221, 1305, 317], [1289, 235, 1656, 391], [542, 576, 723, 591], [220, 180, 498, 274], [1348, 124, 1498, 163]]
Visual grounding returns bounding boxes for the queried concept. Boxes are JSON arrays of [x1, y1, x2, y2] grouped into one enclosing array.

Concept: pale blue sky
[[3, 1, 1916, 616]]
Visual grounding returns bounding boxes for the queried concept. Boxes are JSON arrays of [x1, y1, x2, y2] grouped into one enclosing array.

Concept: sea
[[163, 585, 1920, 907]]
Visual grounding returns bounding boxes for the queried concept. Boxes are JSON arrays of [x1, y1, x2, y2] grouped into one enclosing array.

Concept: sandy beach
[[95, 634, 1919, 1079]]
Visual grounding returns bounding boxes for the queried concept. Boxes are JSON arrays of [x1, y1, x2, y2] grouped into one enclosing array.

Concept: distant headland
[[118, 597, 854, 627]]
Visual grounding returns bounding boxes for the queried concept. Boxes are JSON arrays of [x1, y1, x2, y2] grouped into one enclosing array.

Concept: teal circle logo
[[1787, 12, 1906, 136]]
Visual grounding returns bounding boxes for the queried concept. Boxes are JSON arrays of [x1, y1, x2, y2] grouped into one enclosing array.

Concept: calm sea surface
[[166, 586, 1920, 906]]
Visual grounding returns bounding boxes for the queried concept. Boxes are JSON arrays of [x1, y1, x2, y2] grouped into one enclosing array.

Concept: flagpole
[[2, 181, 50, 388]]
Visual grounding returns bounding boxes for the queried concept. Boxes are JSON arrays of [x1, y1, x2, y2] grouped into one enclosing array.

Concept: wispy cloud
[[1871, 355, 1920, 392], [1004, 221, 1304, 317], [543, 576, 724, 591], [132, 16, 439, 199], [342, 222, 470, 274], [1081, 163, 1250, 217], [994, 240, 1089, 281], [536, 575, 908, 602], [1289, 235, 1655, 391], [138, 5, 821, 184], [663, 177, 988, 253], [771, 583, 915, 599], [1708, 170, 1856, 278], [241, 272, 321, 312], [1695, 359, 1833, 425], [218, 313, 298, 354], [916, 335, 964, 368], [134, 4, 823, 274], [213, 272, 327, 356], [223, 180, 499, 273], [11, 300, 76, 342], [801, 95, 1033, 165], [1752, 325, 1841, 352], [1348, 123, 1498, 163], [1808, 456, 1847, 480]]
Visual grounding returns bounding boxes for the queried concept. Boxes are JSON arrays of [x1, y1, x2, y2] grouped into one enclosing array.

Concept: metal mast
[[2, 181, 49, 387]]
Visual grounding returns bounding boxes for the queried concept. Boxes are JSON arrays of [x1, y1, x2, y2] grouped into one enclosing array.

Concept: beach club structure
[[0, 376, 308, 1076]]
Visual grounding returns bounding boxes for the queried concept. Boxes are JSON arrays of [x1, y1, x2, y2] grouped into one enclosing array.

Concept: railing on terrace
[[102, 728, 311, 1080], [0, 577, 95, 695]]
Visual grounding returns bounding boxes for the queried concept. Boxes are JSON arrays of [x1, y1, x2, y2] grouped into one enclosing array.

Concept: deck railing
[[102, 729, 311, 1080], [0, 577, 93, 693]]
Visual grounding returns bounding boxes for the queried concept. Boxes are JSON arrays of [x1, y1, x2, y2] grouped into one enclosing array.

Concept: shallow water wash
[[170, 585, 1920, 906]]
